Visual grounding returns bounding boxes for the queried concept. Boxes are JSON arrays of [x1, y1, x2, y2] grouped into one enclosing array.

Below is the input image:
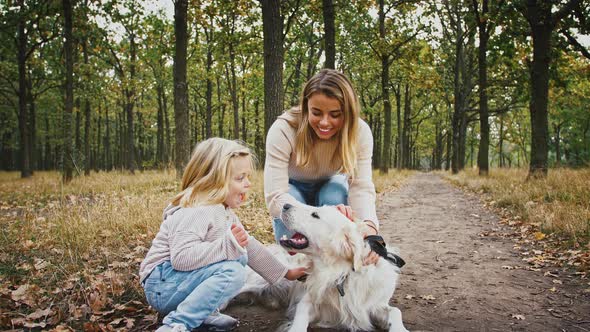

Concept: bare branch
[[560, 29, 590, 60]]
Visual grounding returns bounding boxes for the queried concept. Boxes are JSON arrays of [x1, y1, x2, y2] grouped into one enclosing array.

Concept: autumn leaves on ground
[[1, 169, 588, 331]]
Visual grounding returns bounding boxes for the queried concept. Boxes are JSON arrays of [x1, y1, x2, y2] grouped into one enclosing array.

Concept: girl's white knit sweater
[[139, 204, 288, 284]]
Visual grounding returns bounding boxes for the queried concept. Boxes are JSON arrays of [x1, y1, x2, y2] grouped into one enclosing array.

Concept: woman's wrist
[[363, 220, 378, 235]]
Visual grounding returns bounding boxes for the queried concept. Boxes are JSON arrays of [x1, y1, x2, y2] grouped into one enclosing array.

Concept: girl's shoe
[[155, 323, 189, 332], [198, 310, 238, 331]]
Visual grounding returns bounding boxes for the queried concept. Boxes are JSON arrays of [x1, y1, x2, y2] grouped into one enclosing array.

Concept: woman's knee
[[318, 180, 348, 206], [288, 182, 306, 203]]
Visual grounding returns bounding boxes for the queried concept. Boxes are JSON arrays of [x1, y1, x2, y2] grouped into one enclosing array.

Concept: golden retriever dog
[[235, 204, 409, 332]]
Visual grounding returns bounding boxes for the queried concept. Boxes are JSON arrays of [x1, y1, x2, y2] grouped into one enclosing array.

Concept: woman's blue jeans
[[272, 174, 349, 243], [143, 256, 247, 329]]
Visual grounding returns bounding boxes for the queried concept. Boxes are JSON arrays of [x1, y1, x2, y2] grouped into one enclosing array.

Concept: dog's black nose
[[283, 203, 292, 211]]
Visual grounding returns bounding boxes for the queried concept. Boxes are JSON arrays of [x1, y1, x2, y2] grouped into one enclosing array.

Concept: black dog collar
[[364, 235, 406, 268]]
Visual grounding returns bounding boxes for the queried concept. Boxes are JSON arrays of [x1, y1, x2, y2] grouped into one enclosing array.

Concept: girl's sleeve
[[168, 208, 246, 271], [264, 120, 305, 218], [245, 237, 289, 284], [348, 120, 379, 227]]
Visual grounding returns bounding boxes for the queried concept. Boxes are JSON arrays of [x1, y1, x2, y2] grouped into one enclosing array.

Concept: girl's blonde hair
[[280, 69, 360, 177], [171, 138, 254, 207]]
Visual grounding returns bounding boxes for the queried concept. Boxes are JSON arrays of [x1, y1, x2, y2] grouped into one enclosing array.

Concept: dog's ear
[[341, 231, 364, 272]]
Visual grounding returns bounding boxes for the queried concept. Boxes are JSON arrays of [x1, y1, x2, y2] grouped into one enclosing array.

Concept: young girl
[[264, 69, 379, 264], [140, 138, 306, 332]]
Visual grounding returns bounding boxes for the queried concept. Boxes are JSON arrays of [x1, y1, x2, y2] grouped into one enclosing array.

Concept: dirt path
[[226, 173, 590, 332]]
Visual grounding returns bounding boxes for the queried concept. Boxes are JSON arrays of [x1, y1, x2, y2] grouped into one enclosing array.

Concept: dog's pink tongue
[[292, 233, 305, 240]]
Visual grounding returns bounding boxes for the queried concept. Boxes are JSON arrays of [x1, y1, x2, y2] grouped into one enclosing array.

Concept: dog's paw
[[276, 321, 292, 332]]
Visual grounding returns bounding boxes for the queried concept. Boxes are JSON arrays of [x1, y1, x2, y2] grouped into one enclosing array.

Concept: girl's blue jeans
[[272, 174, 349, 243], [143, 256, 247, 330]]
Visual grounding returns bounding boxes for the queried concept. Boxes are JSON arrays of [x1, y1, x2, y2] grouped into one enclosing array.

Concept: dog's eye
[[311, 212, 320, 219]]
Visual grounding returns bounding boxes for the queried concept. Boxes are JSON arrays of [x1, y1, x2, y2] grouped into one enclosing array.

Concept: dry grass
[[0, 168, 412, 330], [444, 168, 590, 246]]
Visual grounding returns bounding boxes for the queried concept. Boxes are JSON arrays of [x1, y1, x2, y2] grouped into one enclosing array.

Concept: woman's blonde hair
[[280, 69, 360, 176], [171, 138, 254, 207]]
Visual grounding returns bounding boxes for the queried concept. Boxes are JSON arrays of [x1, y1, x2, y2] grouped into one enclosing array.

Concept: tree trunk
[[373, 116, 382, 169], [254, 99, 263, 160], [44, 111, 51, 170], [96, 105, 101, 171], [554, 123, 562, 167], [205, 34, 213, 139], [394, 85, 402, 170], [260, 0, 284, 137], [174, 0, 190, 178], [26, 78, 36, 174], [475, 0, 490, 176], [322, 0, 335, 69], [156, 84, 164, 165], [522, 0, 581, 178], [228, 44, 240, 140], [75, 108, 81, 152], [217, 76, 225, 137], [379, 0, 391, 173], [126, 32, 137, 173], [17, 1, 31, 178], [62, 0, 74, 182], [458, 112, 467, 170], [241, 79, 247, 142], [105, 102, 112, 170], [445, 120, 451, 171], [83, 39, 91, 175], [402, 84, 411, 169], [499, 114, 504, 167], [527, 13, 551, 178], [163, 84, 171, 163]]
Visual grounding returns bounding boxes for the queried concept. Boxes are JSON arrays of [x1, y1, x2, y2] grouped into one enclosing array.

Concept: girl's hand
[[285, 267, 307, 281], [335, 204, 354, 221], [231, 224, 249, 248]]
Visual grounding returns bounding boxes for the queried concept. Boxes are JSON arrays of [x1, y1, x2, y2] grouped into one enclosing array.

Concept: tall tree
[[16, 0, 31, 178], [62, 0, 74, 182], [260, 0, 284, 136], [174, 0, 190, 178], [322, 0, 335, 69], [471, 0, 492, 176], [517, 0, 582, 178]]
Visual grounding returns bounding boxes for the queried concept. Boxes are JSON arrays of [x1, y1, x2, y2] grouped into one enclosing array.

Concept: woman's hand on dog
[[285, 267, 308, 281], [335, 205, 380, 266], [363, 251, 380, 265], [335, 204, 354, 220], [231, 224, 249, 248], [362, 221, 379, 266]]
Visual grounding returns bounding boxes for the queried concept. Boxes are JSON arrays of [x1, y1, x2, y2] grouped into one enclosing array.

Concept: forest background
[[0, 0, 589, 330]]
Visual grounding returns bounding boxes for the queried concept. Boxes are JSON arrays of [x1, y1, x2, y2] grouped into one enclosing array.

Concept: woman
[[264, 69, 379, 264]]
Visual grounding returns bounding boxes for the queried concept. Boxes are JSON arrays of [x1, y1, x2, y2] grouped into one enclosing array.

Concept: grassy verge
[[444, 168, 590, 271], [0, 169, 413, 330]]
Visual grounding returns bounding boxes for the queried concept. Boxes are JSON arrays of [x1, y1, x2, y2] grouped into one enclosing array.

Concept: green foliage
[[0, 0, 588, 173]]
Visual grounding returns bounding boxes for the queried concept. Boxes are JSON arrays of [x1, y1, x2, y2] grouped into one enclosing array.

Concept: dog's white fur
[[237, 205, 409, 332]]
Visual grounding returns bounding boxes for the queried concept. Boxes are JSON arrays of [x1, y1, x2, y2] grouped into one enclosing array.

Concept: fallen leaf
[[11, 284, 38, 305], [34, 259, 51, 271], [26, 308, 53, 320], [549, 287, 557, 292], [534, 232, 546, 241], [125, 317, 135, 329], [420, 294, 436, 301], [47, 325, 73, 331]]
